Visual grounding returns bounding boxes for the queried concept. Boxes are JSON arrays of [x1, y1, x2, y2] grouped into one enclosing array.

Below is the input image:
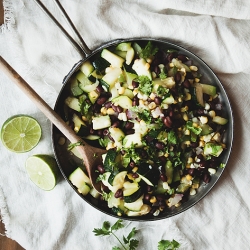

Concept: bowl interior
[[52, 38, 233, 221]]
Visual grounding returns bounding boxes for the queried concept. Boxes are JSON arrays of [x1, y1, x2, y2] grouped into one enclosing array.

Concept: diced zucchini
[[101, 49, 125, 68], [123, 133, 143, 148], [88, 70, 103, 83], [83, 135, 100, 140], [77, 71, 99, 93], [127, 204, 151, 216], [80, 60, 94, 76], [125, 71, 137, 88], [124, 195, 144, 211], [112, 171, 127, 187], [88, 90, 100, 104], [162, 95, 175, 104], [93, 57, 110, 72], [108, 192, 121, 208], [132, 58, 152, 80], [70, 78, 83, 96], [123, 89, 134, 99], [65, 96, 81, 112], [89, 188, 100, 199], [204, 142, 223, 157], [114, 50, 127, 59], [111, 95, 132, 109], [70, 147, 83, 159], [191, 83, 204, 107], [69, 167, 91, 195], [200, 124, 213, 135], [102, 67, 122, 88], [164, 160, 173, 184], [201, 83, 217, 97], [92, 115, 111, 130], [152, 77, 175, 90], [116, 42, 132, 51], [72, 114, 88, 136], [154, 180, 167, 194], [172, 58, 191, 72], [176, 183, 190, 193], [126, 47, 135, 65], [123, 186, 142, 203], [212, 116, 228, 125], [109, 127, 125, 149]]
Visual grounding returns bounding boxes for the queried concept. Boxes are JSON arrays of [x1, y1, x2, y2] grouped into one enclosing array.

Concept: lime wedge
[[1, 115, 42, 153], [25, 155, 59, 191]]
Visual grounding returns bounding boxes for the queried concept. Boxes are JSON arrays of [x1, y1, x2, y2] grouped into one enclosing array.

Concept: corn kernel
[[190, 65, 198, 71], [199, 116, 208, 124], [150, 196, 157, 203], [208, 168, 216, 175], [184, 129, 190, 135], [192, 183, 199, 189], [101, 107, 107, 115], [181, 106, 188, 112], [148, 102, 157, 110], [164, 152, 169, 157], [208, 110, 216, 118], [186, 174, 193, 181], [204, 103, 210, 110], [149, 92, 156, 100], [184, 92, 191, 101], [145, 63, 150, 70], [107, 108, 115, 115], [190, 188, 196, 196], [139, 100, 144, 106], [186, 164, 191, 169], [194, 78, 200, 83], [183, 113, 188, 121], [133, 88, 139, 95], [184, 140, 191, 146], [132, 167, 138, 173], [169, 62, 174, 67], [199, 141, 205, 147], [192, 122, 198, 128], [74, 126, 79, 132], [187, 157, 193, 164], [175, 202, 181, 208]]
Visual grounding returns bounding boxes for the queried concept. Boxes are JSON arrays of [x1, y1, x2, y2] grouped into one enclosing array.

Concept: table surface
[[0, 1, 24, 249]]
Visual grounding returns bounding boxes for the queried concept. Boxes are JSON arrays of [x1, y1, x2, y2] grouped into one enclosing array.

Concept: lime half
[[1, 115, 42, 153], [25, 155, 59, 191]]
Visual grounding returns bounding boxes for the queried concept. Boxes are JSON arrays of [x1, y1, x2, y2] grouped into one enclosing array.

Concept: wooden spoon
[[0, 56, 105, 193]]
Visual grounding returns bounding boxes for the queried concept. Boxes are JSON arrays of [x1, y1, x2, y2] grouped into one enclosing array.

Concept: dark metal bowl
[[52, 38, 233, 221]]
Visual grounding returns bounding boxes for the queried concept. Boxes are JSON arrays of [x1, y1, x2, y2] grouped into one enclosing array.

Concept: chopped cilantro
[[139, 41, 158, 59], [186, 121, 202, 135], [167, 130, 178, 145], [67, 141, 85, 151], [156, 85, 170, 99], [79, 95, 92, 119], [159, 71, 167, 79], [158, 239, 180, 250], [137, 75, 152, 95]]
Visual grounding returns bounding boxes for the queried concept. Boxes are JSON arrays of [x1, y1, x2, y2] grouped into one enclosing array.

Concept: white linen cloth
[[1, 0, 250, 249]]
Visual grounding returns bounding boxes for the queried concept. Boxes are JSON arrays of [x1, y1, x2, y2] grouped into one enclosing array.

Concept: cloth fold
[[1, 1, 250, 249]]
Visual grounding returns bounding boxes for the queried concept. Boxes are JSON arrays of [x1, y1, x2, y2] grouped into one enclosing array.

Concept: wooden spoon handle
[[0, 56, 82, 145]]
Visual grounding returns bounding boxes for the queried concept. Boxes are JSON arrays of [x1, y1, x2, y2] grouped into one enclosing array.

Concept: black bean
[[160, 173, 167, 182], [125, 129, 135, 135], [132, 173, 139, 178], [183, 79, 191, 88], [144, 194, 152, 202], [203, 173, 211, 183], [177, 54, 188, 62], [97, 164, 105, 174], [174, 72, 182, 84], [114, 189, 123, 198], [163, 116, 172, 128], [116, 105, 123, 113], [155, 141, 165, 150], [129, 161, 135, 168], [132, 80, 139, 88], [154, 97, 161, 105], [96, 96, 108, 105], [111, 121, 120, 128], [96, 85, 104, 93], [124, 121, 134, 130], [104, 101, 112, 109]]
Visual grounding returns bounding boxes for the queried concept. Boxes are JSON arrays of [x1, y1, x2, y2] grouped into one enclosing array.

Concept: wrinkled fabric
[[0, 1, 250, 249]]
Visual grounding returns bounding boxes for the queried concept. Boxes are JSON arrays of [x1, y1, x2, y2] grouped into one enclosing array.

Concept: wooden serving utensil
[[0, 56, 105, 193]]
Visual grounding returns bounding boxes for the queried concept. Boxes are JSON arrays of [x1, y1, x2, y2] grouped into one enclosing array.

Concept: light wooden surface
[[0, 1, 25, 249]]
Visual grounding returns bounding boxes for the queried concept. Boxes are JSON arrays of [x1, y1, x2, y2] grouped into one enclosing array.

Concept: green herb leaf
[[167, 130, 178, 145], [156, 85, 170, 99], [139, 41, 159, 59], [67, 141, 85, 151], [129, 239, 139, 250], [186, 121, 202, 135], [158, 239, 180, 250], [137, 76, 153, 95], [112, 247, 121, 250], [111, 219, 124, 231], [93, 221, 111, 236]]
